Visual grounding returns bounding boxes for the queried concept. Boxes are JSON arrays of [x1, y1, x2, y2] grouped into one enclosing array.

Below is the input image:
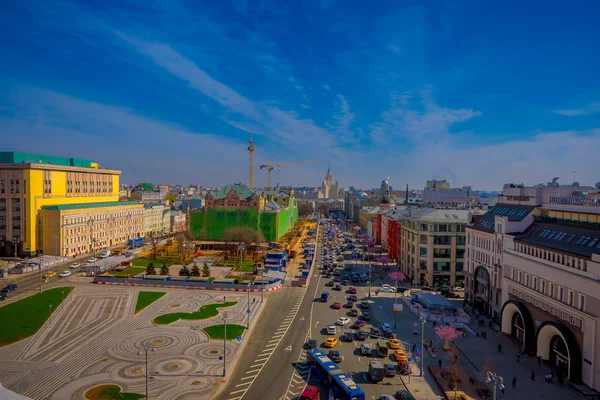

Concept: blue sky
[[1, 0, 599, 190]]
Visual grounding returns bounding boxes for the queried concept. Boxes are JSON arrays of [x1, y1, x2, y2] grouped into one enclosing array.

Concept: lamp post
[[247, 281, 251, 329], [138, 342, 155, 399], [238, 244, 245, 283], [368, 262, 372, 299], [486, 371, 504, 400], [12, 237, 18, 270], [92, 238, 98, 276], [420, 314, 426, 377], [221, 311, 228, 377]]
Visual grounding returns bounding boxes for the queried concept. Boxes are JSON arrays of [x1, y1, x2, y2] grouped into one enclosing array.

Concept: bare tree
[[317, 203, 329, 217], [297, 202, 313, 217], [223, 227, 265, 262], [175, 232, 186, 262], [147, 231, 160, 259]]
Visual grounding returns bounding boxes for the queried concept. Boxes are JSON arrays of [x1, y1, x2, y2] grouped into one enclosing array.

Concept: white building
[[142, 204, 170, 238], [422, 179, 480, 208], [318, 165, 339, 200]]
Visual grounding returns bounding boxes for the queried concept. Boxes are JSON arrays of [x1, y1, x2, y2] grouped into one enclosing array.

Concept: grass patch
[[214, 259, 255, 272], [112, 267, 146, 277], [203, 324, 246, 340], [153, 301, 237, 325], [0, 287, 74, 346], [85, 384, 145, 399], [135, 292, 166, 314]]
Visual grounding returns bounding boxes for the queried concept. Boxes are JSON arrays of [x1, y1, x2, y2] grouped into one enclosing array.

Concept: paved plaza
[[0, 285, 264, 400]]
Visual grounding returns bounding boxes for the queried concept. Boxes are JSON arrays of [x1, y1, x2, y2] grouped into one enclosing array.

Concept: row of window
[[0, 180, 25, 195], [515, 242, 587, 272], [216, 211, 250, 217], [63, 212, 142, 226], [511, 268, 586, 312]]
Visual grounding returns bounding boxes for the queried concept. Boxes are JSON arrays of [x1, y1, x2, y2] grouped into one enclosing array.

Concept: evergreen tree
[[145, 263, 155, 276], [160, 264, 170, 276], [190, 263, 201, 277], [180, 265, 190, 276], [202, 262, 211, 277]]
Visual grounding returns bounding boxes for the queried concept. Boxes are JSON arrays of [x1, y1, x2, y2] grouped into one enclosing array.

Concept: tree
[[297, 202, 313, 217], [317, 203, 329, 217], [435, 325, 461, 351], [145, 263, 155, 276], [190, 263, 201, 277], [202, 262, 211, 277], [223, 227, 265, 261], [160, 264, 170, 276], [179, 265, 190, 276], [148, 231, 160, 259]]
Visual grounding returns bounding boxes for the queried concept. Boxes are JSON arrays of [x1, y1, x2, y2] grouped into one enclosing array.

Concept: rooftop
[[472, 203, 534, 232], [42, 201, 139, 211], [208, 184, 257, 200], [515, 222, 600, 258], [405, 208, 472, 223], [0, 152, 97, 168]]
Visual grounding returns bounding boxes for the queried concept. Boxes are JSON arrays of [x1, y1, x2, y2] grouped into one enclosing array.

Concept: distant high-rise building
[[318, 164, 339, 200]]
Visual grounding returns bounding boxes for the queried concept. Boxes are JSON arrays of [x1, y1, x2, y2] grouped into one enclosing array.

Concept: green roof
[[42, 201, 139, 211], [0, 152, 95, 168], [208, 184, 256, 200]]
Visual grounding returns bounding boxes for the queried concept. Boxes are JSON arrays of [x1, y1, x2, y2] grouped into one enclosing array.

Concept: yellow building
[[0, 152, 121, 257], [41, 201, 143, 257]]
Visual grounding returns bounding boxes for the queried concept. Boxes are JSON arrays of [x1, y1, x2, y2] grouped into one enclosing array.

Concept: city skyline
[[1, 1, 600, 190]]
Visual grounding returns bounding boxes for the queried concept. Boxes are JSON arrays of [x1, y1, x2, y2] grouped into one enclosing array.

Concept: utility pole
[[420, 314, 425, 377], [13, 237, 18, 271], [221, 312, 228, 377], [138, 343, 155, 399], [368, 262, 372, 299], [247, 282, 251, 328]]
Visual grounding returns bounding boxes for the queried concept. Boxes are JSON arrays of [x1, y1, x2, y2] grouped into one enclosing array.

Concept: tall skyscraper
[[318, 164, 339, 199]]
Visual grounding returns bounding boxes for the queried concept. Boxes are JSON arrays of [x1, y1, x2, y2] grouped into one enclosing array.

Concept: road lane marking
[[236, 382, 251, 387], [246, 368, 261, 374], [240, 375, 254, 381], [230, 389, 247, 395], [250, 363, 264, 368]]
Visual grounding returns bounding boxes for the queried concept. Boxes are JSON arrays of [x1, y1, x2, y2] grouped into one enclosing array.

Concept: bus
[[127, 237, 145, 247], [307, 349, 343, 384], [330, 373, 365, 400]]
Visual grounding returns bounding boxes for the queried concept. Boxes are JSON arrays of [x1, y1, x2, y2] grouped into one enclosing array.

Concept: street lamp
[[419, 314, 426, 377], [238, 244, 245, 283], [221, 311, 228, 377], [486, 371, 504, 400], [12, 237, 19, 270], [247, 281, 251, 329], [138, 342, 155, 399]]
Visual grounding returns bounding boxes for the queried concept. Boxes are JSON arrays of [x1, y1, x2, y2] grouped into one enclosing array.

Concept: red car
[[332, 302, 341, 309], [349, 287, 357, 294], [353, 320, 366, 329]]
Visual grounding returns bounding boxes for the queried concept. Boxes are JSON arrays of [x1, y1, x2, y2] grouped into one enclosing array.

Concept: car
[[0, 293, 7, 300], [360, 343, 372, 355], [343, 331, 354, 342], [395, 390, 416, 400], [349, 308, 359, 317], [58, 271, 71, 278], [327, 325, 337, 335], [87, 257, 98, 263], [379, 287, 395, 293], [321, 270, 329, 276], [351, 276, 359, 282], [304, 339, 318, 350], [332, 302, 341, 309], [69, 263, 80, 269], [336, 317, 351, 325], [385, 364, 397, 377], [1, 284, 17, 293], [326, 273, 332, 278], [324, 337, 338, 348], [370, 327, 382, 337], [328, 350, 343, 363], [325, 280, 334, 287], [334, 277, 341, 282], [349, 287, 357, 294], [353, 319, 366, 329], [334, 284, 342, 291], [123, 251, 134, 257], [359, 301, 369, 309], [43, 271, 56, 278], [333, 271, 341, 277], [356, 330, 367, 340], [378, 396, 396, 400], [362, 312, 371, 321], [349, 295, 358, 302], [393, 350, 408, 362], [388, 339, 401, 349]]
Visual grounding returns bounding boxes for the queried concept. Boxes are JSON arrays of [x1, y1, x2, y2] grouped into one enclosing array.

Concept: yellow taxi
[[43, 271, 56, 278], [388, 339, 401, 349], [324, 337, 338, 348], [393, 350, 408, 362]]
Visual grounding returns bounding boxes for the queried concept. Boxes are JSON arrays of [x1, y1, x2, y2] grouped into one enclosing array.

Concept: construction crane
[[248, 137, 255, 190], [260, 159, 318, 190]]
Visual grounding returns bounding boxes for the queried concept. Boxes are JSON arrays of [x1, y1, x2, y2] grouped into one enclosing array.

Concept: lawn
[[132, 255, 193, 267], [135, 291, 166, 314], [112, 267, 146, 277], [215, 259, 255, 272], [0, 287, 74, 346], [203, 324, 246, 340], [153, 301, 237, 325], [85, 384, 145, 399]]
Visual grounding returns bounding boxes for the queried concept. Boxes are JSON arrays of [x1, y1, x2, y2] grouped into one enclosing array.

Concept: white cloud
[[322, 84, 331, 91], [552, 102, 600, 116], [300, 104, 311, 109]]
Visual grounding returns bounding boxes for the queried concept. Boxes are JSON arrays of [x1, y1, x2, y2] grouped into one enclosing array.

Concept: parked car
[[324, 337, 338, 348], [0, 293, 7, 300], [395, 390, 416, 400], [385, 364, 397, 377], [370, 327, 382, 337], [362, 312, 371, 321], [332, 302, 341, 309], [334, 284, 342, 291], [328, 350, 343, 363], [359, 301, 369, 309], [336, 317, 350, 326], [349, 308, 359, 317], [1, 284, 17, 292], [343, 331, 354, 342], [327, 325, 337, 335], [353, 320, 366, 329], [349, 287, 357, 294], [356, 330, 367, 340], [349, 295, 358, 302], [360, 343, 372, 356], [58, 271, 71, 278]]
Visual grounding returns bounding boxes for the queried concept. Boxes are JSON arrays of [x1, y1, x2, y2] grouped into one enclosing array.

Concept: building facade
[[318, 165, 339, 199], [0, 152, 121, 257], [142, 204, 171, 238], [496, 181, 600, 391], [400, 209, 470, 287], [40, 201, 143, 257], [422, 179, 480, 208], [131, 189, 166, 204], [170, 210, 187, 234]]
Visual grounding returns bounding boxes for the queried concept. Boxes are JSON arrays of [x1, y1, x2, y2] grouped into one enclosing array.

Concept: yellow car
[[393, 350, 408, 362], [43, 271, 56, 278], [324, 337, 338, 348], [388, 339, 401, 349]]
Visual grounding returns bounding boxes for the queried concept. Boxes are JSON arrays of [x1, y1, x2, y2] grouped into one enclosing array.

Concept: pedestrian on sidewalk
[[498, 344, 502, 353], [517, 353, 520, 363], [438, 359, 442, 368], [531, 371, 536, 381], [512, 376, 517, 388]]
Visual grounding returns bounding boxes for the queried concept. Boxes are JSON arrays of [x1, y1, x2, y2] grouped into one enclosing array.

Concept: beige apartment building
[[497, 181, 600, 392], [400, 209, 470, 287], [40, 201, 143, 257], [142, 204, 171, 238]]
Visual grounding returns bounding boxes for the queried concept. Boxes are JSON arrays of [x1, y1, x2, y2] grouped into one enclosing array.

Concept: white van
[[100, 250, 111, 258]]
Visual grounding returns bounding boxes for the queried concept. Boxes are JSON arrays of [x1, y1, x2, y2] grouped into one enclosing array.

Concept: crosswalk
[[226, 289, 307, 400], [280, 348, 310, 400]]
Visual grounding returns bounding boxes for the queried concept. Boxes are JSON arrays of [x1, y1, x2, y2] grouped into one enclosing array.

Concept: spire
[[404, 183, 409, 205]]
